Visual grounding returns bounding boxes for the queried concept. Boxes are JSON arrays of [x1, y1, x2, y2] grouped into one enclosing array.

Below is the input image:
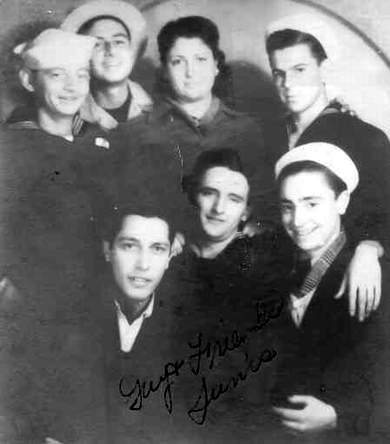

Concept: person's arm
[[336, 240, 383, 321]]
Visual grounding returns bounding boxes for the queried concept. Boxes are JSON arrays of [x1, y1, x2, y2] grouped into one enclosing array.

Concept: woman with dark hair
[[111, 16, 273, 226]]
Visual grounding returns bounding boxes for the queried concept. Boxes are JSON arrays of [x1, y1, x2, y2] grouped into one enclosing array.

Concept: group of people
[[1, 1, 390, 443]]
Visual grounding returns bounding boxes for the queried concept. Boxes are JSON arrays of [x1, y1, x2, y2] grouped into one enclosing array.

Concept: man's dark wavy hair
[[266, 29, 327, 64]]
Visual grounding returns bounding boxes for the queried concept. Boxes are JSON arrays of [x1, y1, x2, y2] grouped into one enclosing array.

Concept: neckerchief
[[291, 230, 347, 299]]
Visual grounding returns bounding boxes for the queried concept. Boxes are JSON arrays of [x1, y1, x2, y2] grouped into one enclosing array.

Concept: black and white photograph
[[0, 0, 390, 443]]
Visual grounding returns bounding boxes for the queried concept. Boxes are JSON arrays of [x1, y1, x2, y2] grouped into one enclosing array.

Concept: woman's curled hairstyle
[[157, 15, 226, 71]]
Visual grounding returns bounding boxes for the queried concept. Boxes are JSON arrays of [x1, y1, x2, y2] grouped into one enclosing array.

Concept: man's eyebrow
[[151, 241, 170, 248], [116, 236, 140, 243], [45, 67, 66, 72], [301, 196, 322, 201], [228, 192, 245, 201], [112, 32, 129, 38], [199, 185, 217, 192], [280, 196, 323, 203], [96, 32, 129, 40]]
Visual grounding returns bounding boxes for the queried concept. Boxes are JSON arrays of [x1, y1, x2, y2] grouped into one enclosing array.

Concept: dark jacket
[[270, 243, 386, 443], [96, 275, 181, 444]]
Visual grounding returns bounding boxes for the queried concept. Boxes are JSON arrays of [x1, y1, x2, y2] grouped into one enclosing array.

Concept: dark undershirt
[[104, 91, 131, 122]]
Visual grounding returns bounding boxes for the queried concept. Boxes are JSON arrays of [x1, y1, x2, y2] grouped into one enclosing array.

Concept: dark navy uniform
[[267, 102, 390, 247], [0, 123, 111, 443]]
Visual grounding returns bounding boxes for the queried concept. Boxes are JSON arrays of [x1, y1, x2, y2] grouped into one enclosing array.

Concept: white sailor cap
[[275, 142, 359, 193], [266, 13, 339, 62], [61, 0, 147, 53], [14, 28, 97, 70]]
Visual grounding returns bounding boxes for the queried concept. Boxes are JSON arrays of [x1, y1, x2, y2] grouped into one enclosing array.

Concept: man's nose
[[135, 250, 150, 271], [283, 71, 294, 89], [292, 206, 306, 228], [212, 196, 226, 214], [63, 74, 78, 91], [104, 40, 115, 55]]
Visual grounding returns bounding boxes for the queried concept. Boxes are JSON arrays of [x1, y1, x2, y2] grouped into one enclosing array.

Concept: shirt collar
[[286, 99, 344, 133], [114, 293, 155, 324], [150, 96, 222, 125]]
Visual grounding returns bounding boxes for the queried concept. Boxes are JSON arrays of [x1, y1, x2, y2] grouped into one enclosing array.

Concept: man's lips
[[206, 215, 226, 223], [128, 277, 152, 287], [103, 62, 120, 68], [59, 96, 81, 102], [292, 227, 316, 238], [285, 94, 297, 102]]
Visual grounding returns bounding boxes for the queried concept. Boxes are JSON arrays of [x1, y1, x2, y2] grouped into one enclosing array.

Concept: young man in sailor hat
[[0, 29, 111, 444], [61, 0, 152, 131], [269, 142, 386, 442]]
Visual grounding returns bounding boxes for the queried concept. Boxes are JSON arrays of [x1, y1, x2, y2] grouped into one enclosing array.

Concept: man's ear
[[336, 190, 350, 215], [319, 58, 333, 84], [165, 254, 171, 270], [102, 240, 111, 262], [18, 68, 35, 92], [241, 205, 252, 223]]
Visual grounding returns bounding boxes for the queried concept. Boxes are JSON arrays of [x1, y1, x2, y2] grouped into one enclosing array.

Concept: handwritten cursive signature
[[188, 348, 277, 425], [119, 359, 184, 413], [118, 294, 284, 420], [187, 329, 247, 376]]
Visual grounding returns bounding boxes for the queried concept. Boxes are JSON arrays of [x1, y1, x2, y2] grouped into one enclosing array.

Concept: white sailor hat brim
[[61, 0, 147, 53], [275, 142, 359, 193], [14, 28, 97, 70]]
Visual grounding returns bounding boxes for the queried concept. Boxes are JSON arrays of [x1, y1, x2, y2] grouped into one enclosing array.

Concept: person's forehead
[[169, 36, 212, 54], [270, 43, 317, 66], [38, 64, 90, 74], [117, 215, 169, 241], [86, 17, 129, 38], [201, 166, 249, 192], [281, 170, 333, 198]]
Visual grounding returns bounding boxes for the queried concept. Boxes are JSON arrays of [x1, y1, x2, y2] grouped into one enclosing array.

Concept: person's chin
[[285, 101, 305, 114], [54, 106, 81, 117], [179, 91, 206, 103], [295, 236, 320, 253], [125, 287, 152, 302], [205, 229, 230, 243], [96, 71, 130, 84]]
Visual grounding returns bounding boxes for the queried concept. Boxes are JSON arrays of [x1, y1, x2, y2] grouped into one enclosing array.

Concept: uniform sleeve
[[299, 114, 390, 249], [345, 127, 390, 249]]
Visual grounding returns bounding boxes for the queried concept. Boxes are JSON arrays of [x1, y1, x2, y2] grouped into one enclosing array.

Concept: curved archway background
[[1, 0, 390, 137], [141, 0, 390, 137]]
